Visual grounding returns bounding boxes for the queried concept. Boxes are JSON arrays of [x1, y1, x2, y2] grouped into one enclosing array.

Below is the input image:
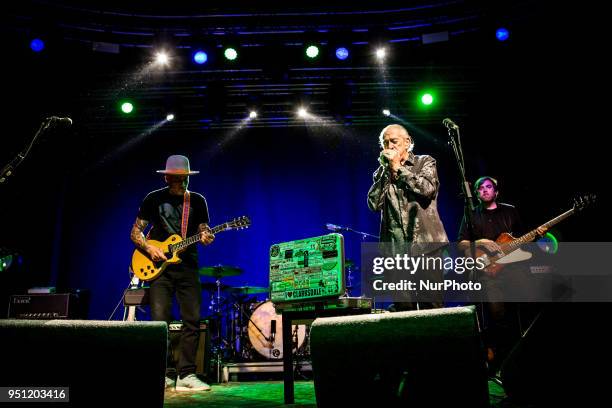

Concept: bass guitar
[[475, 195, 595, 276]]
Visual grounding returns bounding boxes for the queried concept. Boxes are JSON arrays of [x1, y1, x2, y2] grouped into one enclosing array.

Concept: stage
[[163, 380, 511, 407]]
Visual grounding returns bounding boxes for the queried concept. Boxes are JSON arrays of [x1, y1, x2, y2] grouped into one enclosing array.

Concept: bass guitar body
[[476, 232, 533, 277]]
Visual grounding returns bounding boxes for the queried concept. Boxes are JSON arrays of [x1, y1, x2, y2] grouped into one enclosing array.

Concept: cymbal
[[198, 265, 243, 277], [345, 259, 359, 269], [227, 286, 269, 294]]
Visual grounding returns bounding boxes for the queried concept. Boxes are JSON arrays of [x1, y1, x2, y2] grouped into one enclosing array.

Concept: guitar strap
[[143, 190, 191, 240], [181, 190, 191, 239]]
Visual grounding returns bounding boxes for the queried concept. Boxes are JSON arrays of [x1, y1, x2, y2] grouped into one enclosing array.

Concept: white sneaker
[[165, 376, 176, 389], [175, 374, 211, 392]]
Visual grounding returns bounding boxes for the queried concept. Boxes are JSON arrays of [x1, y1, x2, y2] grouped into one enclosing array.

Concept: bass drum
[[247, 301, 306, 360]]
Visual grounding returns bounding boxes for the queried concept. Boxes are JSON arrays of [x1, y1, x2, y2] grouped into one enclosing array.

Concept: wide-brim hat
[[156, 155, 199, 175]]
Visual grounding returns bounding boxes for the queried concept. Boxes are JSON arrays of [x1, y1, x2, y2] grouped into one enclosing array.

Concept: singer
[[367, 124, 449, 309]]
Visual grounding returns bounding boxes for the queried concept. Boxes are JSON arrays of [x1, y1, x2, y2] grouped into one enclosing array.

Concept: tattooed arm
[[199, 223, 215, 245], [131, 217, 167, 261]]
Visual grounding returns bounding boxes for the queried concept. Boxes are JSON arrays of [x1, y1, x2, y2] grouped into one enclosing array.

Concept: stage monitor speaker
[[310, 306, 489, 408], [0, 319, 167, 407], [168, 320, 213, 381]]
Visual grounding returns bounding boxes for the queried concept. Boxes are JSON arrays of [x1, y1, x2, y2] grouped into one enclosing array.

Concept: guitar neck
[[502, 208, 575, 254], [172, 223, 229, 252]]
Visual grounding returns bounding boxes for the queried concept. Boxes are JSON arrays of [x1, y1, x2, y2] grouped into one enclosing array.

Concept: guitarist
[[130, 154, 214, 392], [457, 176, 546, 377]]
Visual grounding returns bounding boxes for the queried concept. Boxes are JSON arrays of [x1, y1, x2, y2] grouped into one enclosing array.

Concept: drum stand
[[209, 277, 229, 382], [292, 325, 310, 380], [344, 262, 355, 297]]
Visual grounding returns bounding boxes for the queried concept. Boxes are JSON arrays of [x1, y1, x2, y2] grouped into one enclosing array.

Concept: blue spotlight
[[335, 47, 349, 60], [496, 28, 510, 42], [30, 38, 45, 52], [193, 50, 208, 64]]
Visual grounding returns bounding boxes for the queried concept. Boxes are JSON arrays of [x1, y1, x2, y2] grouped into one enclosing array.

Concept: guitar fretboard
[[500, 208, 575, 254], [170, 223, 232, 252]]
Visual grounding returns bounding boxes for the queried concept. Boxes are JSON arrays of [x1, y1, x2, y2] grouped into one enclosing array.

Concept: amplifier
[[7, 293, 89, 319], [123, 288, 150, 306], [169, 320, 213, 381]]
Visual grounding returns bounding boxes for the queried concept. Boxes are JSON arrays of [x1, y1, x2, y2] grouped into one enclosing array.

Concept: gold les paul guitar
[[131, 216, 251, 281]]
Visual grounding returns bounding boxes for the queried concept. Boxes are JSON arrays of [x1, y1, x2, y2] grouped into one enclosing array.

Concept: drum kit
[[199, 265, 309, 363]]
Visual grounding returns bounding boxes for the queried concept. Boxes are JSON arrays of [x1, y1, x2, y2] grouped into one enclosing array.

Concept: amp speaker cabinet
[[0, 319, 167, 407], [169, 320, 213, 381], [310, 306, 489, 408]]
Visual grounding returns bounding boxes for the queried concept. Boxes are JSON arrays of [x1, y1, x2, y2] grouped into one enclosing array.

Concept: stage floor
[[164, 380, 513, 407]]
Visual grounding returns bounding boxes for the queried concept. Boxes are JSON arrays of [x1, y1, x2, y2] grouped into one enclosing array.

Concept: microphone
[[442, 118, 458, 130], [46, 116, 73, 126], [270, 320, 276, 343], [325, 223, 346, 232]]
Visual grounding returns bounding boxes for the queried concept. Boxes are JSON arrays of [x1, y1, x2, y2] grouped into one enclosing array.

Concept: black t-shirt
[[137, 187, 210, 267], [458, 203, 525, 242]]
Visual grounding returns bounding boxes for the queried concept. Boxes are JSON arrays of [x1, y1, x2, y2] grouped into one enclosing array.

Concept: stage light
[[224, 48, 238, 61], [335, 47, 349, 60], [120, 102, 134, 114], [297, 107, 309, 118], [249, 111, 257, 119], [375, 48, 386, 61], [155, 51, 170, 66], [537, 232, 559, 254], [306, 45, 319, 59], [496, 28, 510, 42], [0, 254, 12, 272], [30, 38, 45, 52], [421, 93, 434, 106], [193, 50, 208, 64], [382, 109, 391, 116], [166, 114, 175, 121]]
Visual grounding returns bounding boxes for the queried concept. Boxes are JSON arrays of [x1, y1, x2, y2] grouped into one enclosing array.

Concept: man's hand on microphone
[[381, 149, 401, 174]]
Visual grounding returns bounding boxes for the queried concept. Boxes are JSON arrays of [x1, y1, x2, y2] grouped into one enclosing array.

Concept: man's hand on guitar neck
[[147, 245, 168, 262], [199, 224, 215, 246]]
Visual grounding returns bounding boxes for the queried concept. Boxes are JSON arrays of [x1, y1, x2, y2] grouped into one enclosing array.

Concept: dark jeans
[[149, 263, 201, 378], [478, 264, 537, 371]]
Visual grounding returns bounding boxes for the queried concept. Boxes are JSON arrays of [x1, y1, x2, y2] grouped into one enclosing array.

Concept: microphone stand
[[446, 123, 481, 311], [331, 226, 379, 241], [0, 118, 53, 185]]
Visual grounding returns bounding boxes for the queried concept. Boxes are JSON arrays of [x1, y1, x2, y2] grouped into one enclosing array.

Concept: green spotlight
[[120, 102, 134, 114], [224, 48, 238, 61], [306, 45, 319, 59], [537, 232, 559, 254], [421, 93, 434, 106]]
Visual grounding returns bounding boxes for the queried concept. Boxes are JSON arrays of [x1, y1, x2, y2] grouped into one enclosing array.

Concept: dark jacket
[[368, 152, 448, 254]]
